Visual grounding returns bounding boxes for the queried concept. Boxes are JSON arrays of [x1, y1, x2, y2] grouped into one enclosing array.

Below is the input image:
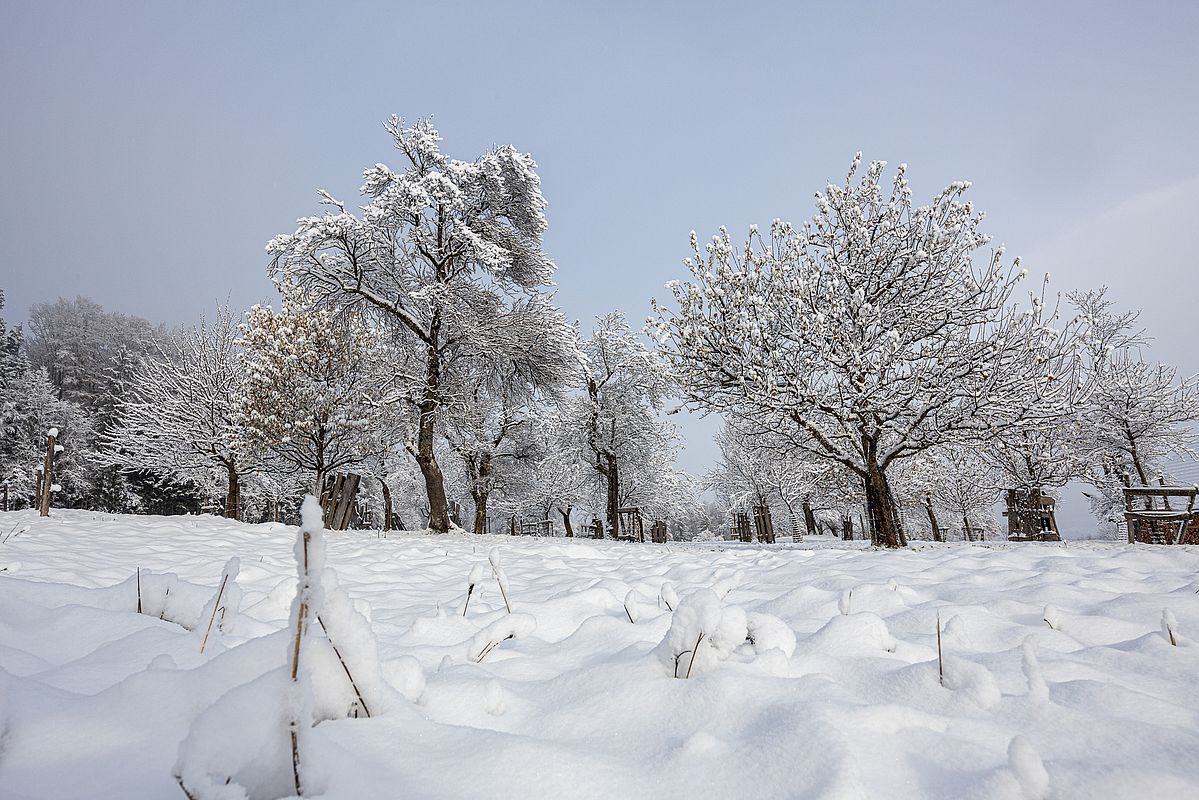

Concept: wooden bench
[[1123, 486, 1198, 545]]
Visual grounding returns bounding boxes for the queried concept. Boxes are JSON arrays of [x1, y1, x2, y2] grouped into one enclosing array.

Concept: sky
[[2, 1, 1198, 534]]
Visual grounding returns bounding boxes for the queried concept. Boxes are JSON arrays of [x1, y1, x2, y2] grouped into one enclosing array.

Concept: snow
[[3, 509, 1199, 798]]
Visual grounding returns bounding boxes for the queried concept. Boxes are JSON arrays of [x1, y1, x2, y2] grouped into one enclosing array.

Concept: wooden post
[[2, 481, 7, 512], [38, 429, 57, 517]]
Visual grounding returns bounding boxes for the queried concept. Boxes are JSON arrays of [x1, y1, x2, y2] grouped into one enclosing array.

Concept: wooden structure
[[581, 518, 604, 539], [1123, 486, 1199, 545], [731, 511, 752, 542], [841, 514, 855, 541], [752, 504, 776, 544], [1003, 488, 1061, 542], [320, 472, 361, 530], [650, 520, 668, 543], [618, 506, 644, 542], [520, 518, 553, 537]]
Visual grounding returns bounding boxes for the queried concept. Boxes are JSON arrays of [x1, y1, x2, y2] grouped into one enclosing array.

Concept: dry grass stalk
[[937, 611, 944, 687], [474, 634, 514, 663], [199, 574, 230, 655], [493, 571, 511, 614], [316, 615, 371, 718], [462, 583, 477, 617], [684, 632, 706, 679]]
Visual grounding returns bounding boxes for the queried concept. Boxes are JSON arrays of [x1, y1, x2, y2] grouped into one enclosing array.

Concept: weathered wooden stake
[[38, 429, 57, 517]]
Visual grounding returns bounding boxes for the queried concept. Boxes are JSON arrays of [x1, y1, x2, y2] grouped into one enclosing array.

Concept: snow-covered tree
[[0, 367, 92, 508], [25, 295, 167, 412], [705, 419, 834, 540], [0, 289, 23, 381], [620, 439, 698, 532], [103, 306, 256, 519], [440, 308, 579, 535], [905, 446, 1001, 541], [1072, 289, 1199, 518], [1080, 290, 1199, 486], [235, 292, 389, 494], [570, 313, 674, 537], [499, 405, 594, 536], [267, 117, 567, 533], [442, 379, 535, 535], [23, 295, 168, 509], [652, 155, 1083, 547]]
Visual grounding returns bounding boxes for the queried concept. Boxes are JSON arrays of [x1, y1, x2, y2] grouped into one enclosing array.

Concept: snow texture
[[3, 508, 1199, 798]]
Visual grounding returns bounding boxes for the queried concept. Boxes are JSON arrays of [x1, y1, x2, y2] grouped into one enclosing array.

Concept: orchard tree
[[267, 117, 566, 533], [103, 306, 254, 519], [505, 406, 594, 536], [1074, 288, 1199, 494], [442, 379, 534, 535], [618, 434, 697, 532], [234, 292, 388, 494], [572, 313, 674, 537], [909, 446, 1001, 541], [652, 155, 1083, 547], [706, 419, 833, 539]]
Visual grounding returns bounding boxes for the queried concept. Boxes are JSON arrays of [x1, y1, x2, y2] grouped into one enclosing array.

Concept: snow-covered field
[[2, 510, 1198, 799]]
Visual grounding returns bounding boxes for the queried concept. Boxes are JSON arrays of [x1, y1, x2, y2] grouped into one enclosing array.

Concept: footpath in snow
[[1, 509, 1198, 799]]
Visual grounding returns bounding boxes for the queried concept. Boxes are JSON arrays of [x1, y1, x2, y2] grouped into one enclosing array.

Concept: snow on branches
[[651, 155, 1084, 547], [234, 292, 389, 495], [103, 305, 253, 518], [266, 117, 569, 532]]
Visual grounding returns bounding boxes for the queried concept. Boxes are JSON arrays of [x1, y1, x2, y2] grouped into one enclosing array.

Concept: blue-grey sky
[[3, 1, 1198, 532]]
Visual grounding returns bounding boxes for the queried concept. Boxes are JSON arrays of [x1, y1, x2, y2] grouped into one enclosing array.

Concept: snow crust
[[3, 509, 1199, 798]]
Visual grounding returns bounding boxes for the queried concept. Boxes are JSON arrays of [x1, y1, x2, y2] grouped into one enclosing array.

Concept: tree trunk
[[863, 461, 904, 548], [416, 342, 451, 533], [802, 497, 817, 538], [605, 454, 620, 538], [558, 505, 574, 537], [924, 495, 941, 542], [472, 492, 488, 535], [224, 463, 240, 521], [380, 478, 393, 532]]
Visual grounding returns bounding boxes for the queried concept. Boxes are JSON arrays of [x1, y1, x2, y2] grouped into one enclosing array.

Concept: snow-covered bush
[[659, 589, 748, 679]]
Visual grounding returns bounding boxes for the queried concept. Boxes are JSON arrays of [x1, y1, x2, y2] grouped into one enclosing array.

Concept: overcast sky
[[2, 1, 1197, 531]]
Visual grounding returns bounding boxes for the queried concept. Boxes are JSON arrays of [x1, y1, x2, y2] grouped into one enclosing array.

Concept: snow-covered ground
[[2, 509, 1198, 799]]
